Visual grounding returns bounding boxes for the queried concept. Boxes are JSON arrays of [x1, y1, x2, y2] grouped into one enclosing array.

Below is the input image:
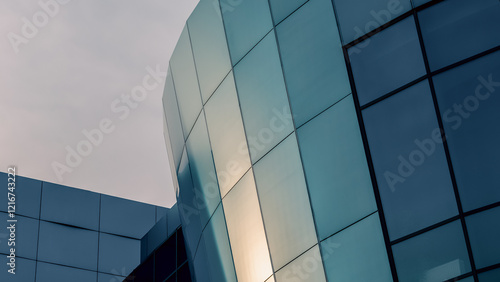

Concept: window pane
[[221, 0, 273, 64], [177, 229, 188, 265], [234, 32, 294, 163], [433, 51, 500, 211], [254, 134, 317, 269], [98, 233, 140, 275], [0, 256, 35, 282], [392, 221, 471, 282], [465, 207, 500, 269], [276, 0, 350, 126], [349, 16, 426, 106], [154, 234, 176, 281], [269, 0, 306, 24], [100, 195, 156, 239], [411, 0, 431, 7], [205, 72, 251, 197], [170, 26, 203, 137], [38, 221, 98, 271], [0, 213, 38, 260], [36, 262, 96, 282], [98, 273, 125, 282], [362, 81, 458, 239], [479, 268, 500, 282], [276, 245, 326, 282], [418, 0, 500, 70], [163, 68, 184, 170], [177, 263, 192, 282], [333, 0, 411, 43], [297, 96, 376, 240], [321, 213, 392, 282], [192, 238, 210, 282], [41, 182, 99, 230], [223, 170, 272, 282], [188, 0, 232, 102], [0, 174, 41, 218]]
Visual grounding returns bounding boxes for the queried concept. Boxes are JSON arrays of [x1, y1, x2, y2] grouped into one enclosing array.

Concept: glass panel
[[479, 268, 500, 282], [265, 275, 275, 282], [321, 213, 392, 282], [234, 32, 294, 163], [465, 207, 500, 269], [221, 0, 273, 64], [205, 72, 252, 196], [223, 170, 273, 282], [254, 134, 317, 269], [362, 81, 458, 239], [275, 245, 327, 282], [202, 206, 237, 282], [98, 273, 125, 282], [156, 206, 168, 223], [349, 16, 426, 106], [193, 238, 210, 282], [276, 0, 350, 127], [0, 213, 38, 260], [168, 204, 181, 236], [186, 113, 221, 227], [98, 233, 140, 275], [433, 51, 500, 211], [162, 68, 184, 170], [38, 221, 98, 271], [0, 174, 41, 218], [0, 256, 35, 282], [418, 0, 500, 71], [297, 96, 377, 240], [333, 0, 412, 43], [177, 229, 188, 265], [411, 0, 431, 7], [127, 254, 154, 282], [170, 26, 203, 137], [36, 262, 96, 282], [269, 0, 306, 24], [100, 195, 156, 239], [392, 221, 471, 282], [178, 263, 193, 282], [41, 182, 99, 230], [188, 0, 232, 102], [145, 216, 167, 256], [154, 234, 176, 282]]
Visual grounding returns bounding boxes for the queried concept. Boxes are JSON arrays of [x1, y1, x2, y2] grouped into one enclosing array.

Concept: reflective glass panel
[[479, 268, 500, 282], [193, 238, 210, 282], [0, 213, 38, 260], [269, 0, 306, 24], [156, 206, 168, 223], [275, 245, 327, 282], [411, 0, 431, 7], [168, 204, 181, 236], [98, 233, 140, 275], [0, 256, 35, 282], [36, 262, 96, 282], [162, 69, 184, 170], [98, 273, 125, 282], [465, 207, 500, 269], [0, 174, 41, 218]]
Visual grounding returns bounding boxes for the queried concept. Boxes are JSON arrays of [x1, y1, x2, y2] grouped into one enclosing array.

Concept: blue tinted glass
[[269, 0, 306, 24], [418, 0, 500, 71], [167, 204, 181, 235], [0, 174, 41, 218], [0, 213, 38, 260], [465, 207, 500, 269], [297, 96, 377, 240], [38, 221, 98, 270], [41, 182, 99, 230], [234, 32, 294, 163], [276, 0, 350, 127], [188, 0, 232, 102], [100, 195, 156, 239], [321, 213, 392, 282], [163, 68, 184, 170], [36, 262, 96, 282], [479, 268, 500, 282], [186, 113, 221, 228], [275, 245, 326, 282], [0, 256, 35, 282], [254, 134, 318, 269], [202, 206, 237, 282], [221, 0, 273, 64], [145, 216, 167, 257], [411, 0, 431, 7], [156, 207, 168, 223], [349, 16, 426, 106], [98, 273, 125, 282], [362, 81, 458, 239], [333, 0, 411, 43], [204, 72, 251, 197], [192, 237, 211, 282], [433, 51, 500, 211], [98, 233, 140, 275], [392, 221, 471, 282], [170, 26, 203, 137]]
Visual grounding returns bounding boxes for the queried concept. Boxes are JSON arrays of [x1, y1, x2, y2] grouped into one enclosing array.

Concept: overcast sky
[[0, 0, 199, 207]]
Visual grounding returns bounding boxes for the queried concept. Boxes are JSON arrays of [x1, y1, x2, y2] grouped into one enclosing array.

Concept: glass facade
[[162, 0, 500, 281]]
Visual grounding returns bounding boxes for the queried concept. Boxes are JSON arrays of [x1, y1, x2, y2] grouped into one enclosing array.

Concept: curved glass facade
[[162, 0, 500, 281]]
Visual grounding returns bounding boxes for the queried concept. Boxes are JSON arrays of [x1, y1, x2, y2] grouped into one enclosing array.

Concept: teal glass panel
[[0, 173, 41, 218], [98, 273, 125, 282], [269, 0, 306, 24], [0, 213, 38, 260], [98, 233, 140, 275], [275, 245, 327, 282], [36, 262, 96, 282], [162, 68, 184, 170], [0, 256, 35, 282], [193, 238, 210, 282], [254, 134, 317, 270], [276, 0, 350, 126], [234, 32, 294, 163], [479, 268, 500, 282], [465, 207, 500, 269], [411, 0, 431, 7]]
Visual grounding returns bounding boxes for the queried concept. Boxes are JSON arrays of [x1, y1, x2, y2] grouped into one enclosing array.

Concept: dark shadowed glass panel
[[221, 0, 273, 64], [418, 0, 500, 71], [392, 221, 471, 282], [269, 0, 306, 24], [36, 262, 96, 282], [188, 0, 231, 102], [275, 245, 327, 282], [162, 68, 184, 170], [145, 216, 167, 257], [0, 257, 35, 282], [349, 16, 426, 106], [433, 51, 500, 211], [177, 229, 188, 266], [98, 233, 140, 275], [465, 207, 500, 269], [277, 0, 350, 127], [234, 32, 294, 163], [126, 254, 154, 282], [100, 195, 156, 239], [0, 173, 41, 218], [362, 81, 457, 240], [41, 182, 99, 230], [178, 262, 193, 282], [298, 96, 376, 240], [479, 268, 500, 282], [254, 134, 317, 270], [321, 213, 392, 282], [38, 221, 98, 271], [333, 0, 411, 43], [0, 213, 38, 260], [154, 234, 176, 282]]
